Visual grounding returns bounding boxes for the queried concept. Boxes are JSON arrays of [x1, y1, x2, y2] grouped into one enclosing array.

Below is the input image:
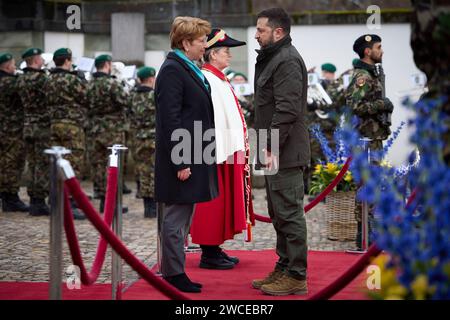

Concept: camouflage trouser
[[134, 138, 155, 198], [25, 127, 51, 199], [0, 132, 26, 193], [91, 130, 125, 197], [50, 123, 85, 178]]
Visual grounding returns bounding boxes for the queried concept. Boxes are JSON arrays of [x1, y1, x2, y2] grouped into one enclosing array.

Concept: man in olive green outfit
[[17, 48, 51, 216], [345, 34, 394, 250], [129, 66, 157, 218], [87, 54, 129, 213], [45, 48, 87, 220], [252, 8, 310, 296], [0, 53, 29, 213]]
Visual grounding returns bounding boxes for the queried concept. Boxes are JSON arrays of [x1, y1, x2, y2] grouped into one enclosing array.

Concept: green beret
[[0, 53, 13, 65], [22, 48, 43, 59], [137, 66, 156, 79], [232, 72, 248, 80], [95, 54, 112, 65], [53, 48, 72, 58], [321, 63, 336, 73], [353, 34, 382, 56], [352, 58, 359, 67]]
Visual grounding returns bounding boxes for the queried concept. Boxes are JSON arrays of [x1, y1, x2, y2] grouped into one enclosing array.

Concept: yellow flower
[[411, 274, 429, 300], [386, 285, 408, 298], [314, 164, 322, 174], [344, 172, 353, 183], [381, 268, 398, 289], [380, 159, 392, 168], [326, 163, 338, 174], [385, 295, 404, 300]]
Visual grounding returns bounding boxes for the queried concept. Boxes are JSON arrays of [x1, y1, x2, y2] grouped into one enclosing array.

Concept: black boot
[[99, 197, 128, 214], [143, 197, 156, 218], [2, 192, 29, 212], [199, 245, 234, 270], [29, 198, 50, 216], [164, 273, 201, 293], [122, 183, 132, 194], [70, 198, 86, 220]]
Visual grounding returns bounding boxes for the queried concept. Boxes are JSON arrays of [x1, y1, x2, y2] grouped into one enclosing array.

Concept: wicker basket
[[325, 191, 357, 241]]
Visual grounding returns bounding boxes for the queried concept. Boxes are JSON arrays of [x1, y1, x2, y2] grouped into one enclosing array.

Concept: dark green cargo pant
[[265, 167, 308, 279]]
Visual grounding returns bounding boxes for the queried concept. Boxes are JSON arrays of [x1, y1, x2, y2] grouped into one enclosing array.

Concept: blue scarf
[[174, 49, 209, 91]]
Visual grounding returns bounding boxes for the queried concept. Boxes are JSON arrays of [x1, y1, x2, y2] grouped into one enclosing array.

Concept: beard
[[259, 33, 276, 49], [370, 52, 382, 63]]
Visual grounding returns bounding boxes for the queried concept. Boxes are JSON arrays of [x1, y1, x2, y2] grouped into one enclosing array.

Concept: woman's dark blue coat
[[154, 52, 218, 204]]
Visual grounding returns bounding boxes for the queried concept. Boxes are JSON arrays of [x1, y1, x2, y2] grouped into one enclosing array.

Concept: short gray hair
[[203, 47, 222, 63]]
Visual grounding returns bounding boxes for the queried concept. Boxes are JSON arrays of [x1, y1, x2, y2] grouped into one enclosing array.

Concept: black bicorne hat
[[206, 28, 246, 49]]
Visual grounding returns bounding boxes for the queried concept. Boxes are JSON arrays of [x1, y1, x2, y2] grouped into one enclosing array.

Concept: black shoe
[[29, 198, 50, 216], [143, 197, 156, 218], [70, 199, 86, 220], [219, 250, 239, 265], [181, 273, 202, 288], [99, 197, 128, 214], [199, 256, 235, 270], [2, 193, 29, 212], [122, 184, 132, 194], [93, 191, 102, 200], [164, 273, 201, 293], [72, 206, 86, 220]]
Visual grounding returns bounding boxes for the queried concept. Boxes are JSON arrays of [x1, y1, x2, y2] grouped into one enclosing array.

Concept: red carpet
[[0, 250, 369, 300]]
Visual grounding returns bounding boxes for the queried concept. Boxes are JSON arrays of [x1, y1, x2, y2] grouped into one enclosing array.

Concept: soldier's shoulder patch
[[356, 77, 366, 87]]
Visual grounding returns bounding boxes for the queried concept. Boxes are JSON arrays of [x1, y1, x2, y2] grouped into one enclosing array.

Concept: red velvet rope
[[307, 187, 418, 300], [254, 157, 353, 223], [64, 177, 190, 300], [63, 166, 118, 285]]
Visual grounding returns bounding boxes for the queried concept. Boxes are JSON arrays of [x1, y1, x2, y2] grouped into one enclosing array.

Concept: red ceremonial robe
[[190, 64, 255, 245]]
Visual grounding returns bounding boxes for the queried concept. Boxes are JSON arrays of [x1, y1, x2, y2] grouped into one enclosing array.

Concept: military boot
[[29, 198, 50, 216], [122, 183, 132, 194], [70, 198, 86, 220], [252, 268, 285, 289], [143, 197, 156, 218], [99, 197, 128, 214], [2, 192, 29, 212], [260, 273, 308, 296]]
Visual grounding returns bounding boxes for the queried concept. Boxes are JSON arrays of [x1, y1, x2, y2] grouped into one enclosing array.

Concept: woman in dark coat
[[154, 16, 218, 293]]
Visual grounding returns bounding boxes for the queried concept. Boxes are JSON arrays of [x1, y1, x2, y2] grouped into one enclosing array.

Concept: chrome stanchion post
[[361, 138, 371, 252], [346, 138, 371, 254], [109, 144, 127, 300], [45, 146, 71, 300]]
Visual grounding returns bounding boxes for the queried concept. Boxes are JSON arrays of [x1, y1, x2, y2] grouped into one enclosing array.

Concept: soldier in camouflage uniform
[[87, 54, 129, 213], [0, 53, 29, 212], [411, 0, 450, 165], [345, 34, 394, 250], [45, 48, 87, 220], [318, 63, 345, 151], [129, 66, 157, 218], [17, 48, 51, 216]]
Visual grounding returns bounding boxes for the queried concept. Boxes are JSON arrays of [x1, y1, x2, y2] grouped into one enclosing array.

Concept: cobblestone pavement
[[0, 182, 357, 287]]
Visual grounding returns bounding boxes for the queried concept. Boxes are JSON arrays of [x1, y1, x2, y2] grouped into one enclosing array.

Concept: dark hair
[[95, 61, 107, 70], [357, 42, 378, 59], [53, 55, 71, 67], [257, 7, 291, 34]]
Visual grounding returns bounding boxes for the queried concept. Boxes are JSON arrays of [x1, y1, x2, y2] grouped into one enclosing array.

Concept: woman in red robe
[[190, 29, 255, 269]]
